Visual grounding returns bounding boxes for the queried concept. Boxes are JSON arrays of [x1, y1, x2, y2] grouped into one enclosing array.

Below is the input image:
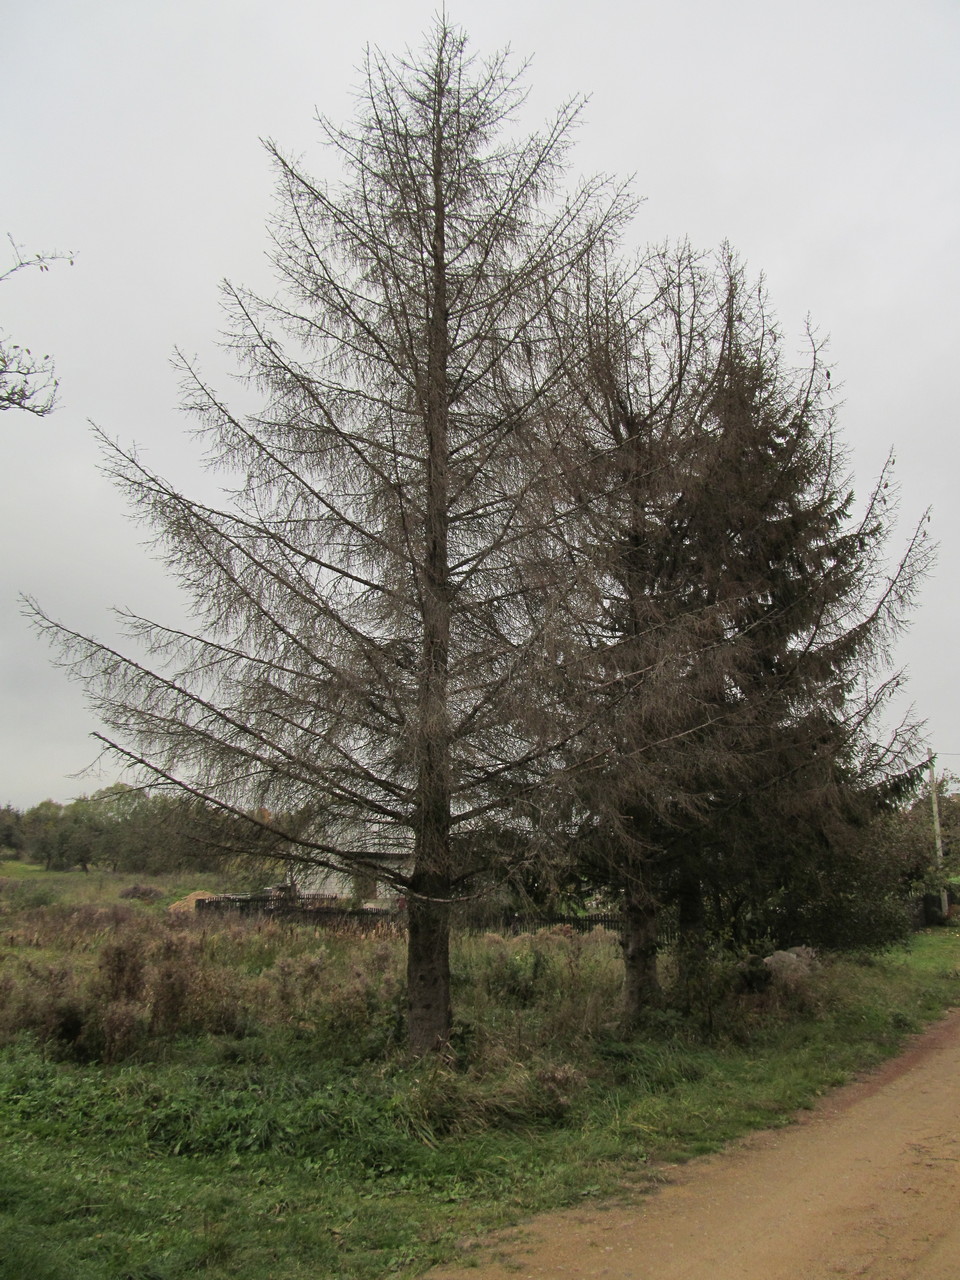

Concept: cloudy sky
[[2, 0, 958, 808]]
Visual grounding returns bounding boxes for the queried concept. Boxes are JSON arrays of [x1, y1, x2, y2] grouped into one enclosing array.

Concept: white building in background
[[285, 842, 409, 906]]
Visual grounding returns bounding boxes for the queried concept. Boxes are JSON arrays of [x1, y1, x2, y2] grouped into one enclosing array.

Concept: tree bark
[[406, 878, 452, 1054], [407, 73, 454, 1055], [675, 867, 708, 1008], [621, 878, 661, 1025]]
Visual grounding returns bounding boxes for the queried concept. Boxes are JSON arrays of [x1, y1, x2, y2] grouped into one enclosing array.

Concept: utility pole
[[928, 751, 949, 920]]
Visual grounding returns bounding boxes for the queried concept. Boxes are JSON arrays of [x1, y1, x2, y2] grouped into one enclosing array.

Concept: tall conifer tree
[[558, 247, 930, 1019], [31, 23, 625, 1051]]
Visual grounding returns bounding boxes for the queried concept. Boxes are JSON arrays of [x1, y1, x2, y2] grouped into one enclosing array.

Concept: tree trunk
[[621, 881, 661, 1025], [406, 94, 454, 1056], [406, 879, 452, 1054], [675, 868, 709, 1012]]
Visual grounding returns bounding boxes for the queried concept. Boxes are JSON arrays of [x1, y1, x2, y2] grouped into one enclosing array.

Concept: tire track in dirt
[[425, 1008, 960, 1280]]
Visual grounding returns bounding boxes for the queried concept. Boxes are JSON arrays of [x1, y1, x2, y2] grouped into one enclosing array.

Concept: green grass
[[1, 877, 959, 1280], [0, 859, 47, 876], [0, 863, 231, 908]]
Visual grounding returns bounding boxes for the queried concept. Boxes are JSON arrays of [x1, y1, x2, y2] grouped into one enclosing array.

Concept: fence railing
[[196, 889, 941, 943], [193, 893, 639, 937], [195, 893, 396, 925]]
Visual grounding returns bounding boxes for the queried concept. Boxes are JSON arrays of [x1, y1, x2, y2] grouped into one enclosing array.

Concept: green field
[[2, 866, 958, 1280]]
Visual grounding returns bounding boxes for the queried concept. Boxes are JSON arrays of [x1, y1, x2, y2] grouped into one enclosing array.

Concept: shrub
[[118, 885, 164, 902], [1, 883, 57, 911], [97, 940, 146, 1003]]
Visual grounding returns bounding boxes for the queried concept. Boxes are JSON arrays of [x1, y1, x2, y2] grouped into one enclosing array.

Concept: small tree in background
[[0, 805, 24, 858], [74, 784, 237, 875], [869, 769, 960, 898]]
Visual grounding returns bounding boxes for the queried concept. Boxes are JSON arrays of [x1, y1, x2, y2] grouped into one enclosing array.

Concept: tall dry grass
[[0, 903, 411, 1063]]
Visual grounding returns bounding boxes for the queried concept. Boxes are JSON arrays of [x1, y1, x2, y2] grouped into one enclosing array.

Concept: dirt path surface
[[425, 1009, 960, 1280]]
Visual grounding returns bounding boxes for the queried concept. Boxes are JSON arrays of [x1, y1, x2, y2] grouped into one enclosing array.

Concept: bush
[[0, 882, 57, 911], [118, 885, 164, 902]]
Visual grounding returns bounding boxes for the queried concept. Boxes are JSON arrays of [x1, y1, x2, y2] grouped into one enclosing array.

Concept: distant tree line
[[28, 22, 935, 1049], [0, 785, 273, 875]]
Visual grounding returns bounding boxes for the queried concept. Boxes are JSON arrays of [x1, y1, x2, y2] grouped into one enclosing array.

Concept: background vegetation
[[0, 787, 271, 878]]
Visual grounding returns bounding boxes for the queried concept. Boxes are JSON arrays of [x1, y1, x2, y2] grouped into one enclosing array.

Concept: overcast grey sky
[[2, 0, 958, 808]]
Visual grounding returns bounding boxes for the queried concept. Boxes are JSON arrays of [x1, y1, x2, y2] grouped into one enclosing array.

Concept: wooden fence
[[193, 892, 646, 937]]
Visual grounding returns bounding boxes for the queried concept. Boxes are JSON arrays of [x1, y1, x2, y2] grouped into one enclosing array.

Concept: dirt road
[[426, 1009, 960, 1280]]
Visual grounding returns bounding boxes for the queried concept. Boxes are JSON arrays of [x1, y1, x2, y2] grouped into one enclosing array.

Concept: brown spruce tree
[[555, 246, 930, 1021]]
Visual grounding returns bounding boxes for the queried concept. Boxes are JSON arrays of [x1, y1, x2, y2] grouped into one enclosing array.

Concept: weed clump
[[118, 884, 164, 902], [0, 904, 411, 1065]]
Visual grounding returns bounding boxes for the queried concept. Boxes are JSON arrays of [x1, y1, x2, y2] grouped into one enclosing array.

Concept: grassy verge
[[1, 877, 958, 1280]]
